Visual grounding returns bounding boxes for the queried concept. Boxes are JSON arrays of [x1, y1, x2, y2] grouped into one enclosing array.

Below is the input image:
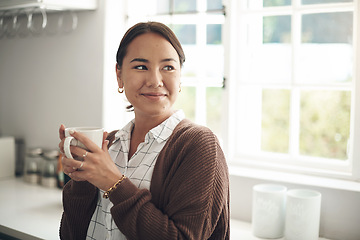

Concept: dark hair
[[116, 21, 185, 69]]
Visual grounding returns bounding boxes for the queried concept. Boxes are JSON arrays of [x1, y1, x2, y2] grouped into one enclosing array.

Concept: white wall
[[0, 1, 107, 149]]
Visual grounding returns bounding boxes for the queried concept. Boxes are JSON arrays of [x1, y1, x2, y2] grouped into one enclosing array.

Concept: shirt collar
[[149, 110, 185, 143], [114, 110, 185, 144]]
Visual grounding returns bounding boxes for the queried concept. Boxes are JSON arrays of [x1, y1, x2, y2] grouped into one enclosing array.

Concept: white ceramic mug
[[63, 127, 104, 159], [285, 189, 322, 240], [252, 184, 287, 239]]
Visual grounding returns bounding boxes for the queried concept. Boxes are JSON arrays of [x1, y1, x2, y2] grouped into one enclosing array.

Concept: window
[[124, 0, 360, 181], [226, 0, 359, 180], [126, 0, 225, 138]]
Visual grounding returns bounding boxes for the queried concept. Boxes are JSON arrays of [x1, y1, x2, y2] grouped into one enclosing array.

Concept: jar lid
[[43, 149, 59, 160], [27, 148, 43, 156]]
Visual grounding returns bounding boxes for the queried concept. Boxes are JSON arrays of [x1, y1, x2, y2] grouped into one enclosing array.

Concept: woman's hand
[[58, 125, 123, 190], [58, 125, 84, 181]]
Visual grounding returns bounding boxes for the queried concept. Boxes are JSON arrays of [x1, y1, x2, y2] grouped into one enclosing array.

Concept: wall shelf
[[0, 0, 97, 11]]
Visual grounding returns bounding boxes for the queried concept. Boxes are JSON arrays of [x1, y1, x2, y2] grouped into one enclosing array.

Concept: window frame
[[223, 0, 360, 181]]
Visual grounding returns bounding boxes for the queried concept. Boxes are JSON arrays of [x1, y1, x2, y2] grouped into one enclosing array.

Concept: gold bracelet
[[103, 175, 127, 199]]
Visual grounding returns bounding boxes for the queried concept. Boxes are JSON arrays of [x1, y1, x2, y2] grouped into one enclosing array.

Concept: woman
[[59, 21, 229, 240]]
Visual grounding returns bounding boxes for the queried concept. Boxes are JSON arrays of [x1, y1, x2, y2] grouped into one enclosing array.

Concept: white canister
[[0, 137, 15, 179], [285, 189, 322, 240], [252, 184, 287, 238]]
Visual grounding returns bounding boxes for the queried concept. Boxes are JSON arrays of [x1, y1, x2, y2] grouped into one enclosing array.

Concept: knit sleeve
[[108, 121, 230, 240], [59, 180, 98, 240]]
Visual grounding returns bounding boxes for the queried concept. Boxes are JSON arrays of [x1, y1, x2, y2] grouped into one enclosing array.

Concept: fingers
[[70, 146, 90, 159], [102, 140, 110, 153], [59, 124, 66, 140], [69, 130, 101, 153], [58, 140, 64, 154], [103, 131, 108, 143], [62, 155, 86, 181], [58, 124, 66, 154], [65, 169, 86, 182], [71, 161, 84, 171], [62, 154, 82, 169], [102, 131, 110, 152]]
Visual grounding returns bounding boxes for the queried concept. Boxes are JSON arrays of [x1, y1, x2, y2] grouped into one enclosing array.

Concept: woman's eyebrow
[[161, 58, 178, 63], [130, 58, 148, 63], [130, 58, 178, 63]]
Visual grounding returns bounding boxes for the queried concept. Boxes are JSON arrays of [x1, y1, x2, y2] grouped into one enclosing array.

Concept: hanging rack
[[0, 8, 78, 38], [0, 0, 96, 39], [0, 0, 97, 11]]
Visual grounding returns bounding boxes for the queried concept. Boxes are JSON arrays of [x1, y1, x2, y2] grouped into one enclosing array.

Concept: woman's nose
[[146, 69, 164, 88]]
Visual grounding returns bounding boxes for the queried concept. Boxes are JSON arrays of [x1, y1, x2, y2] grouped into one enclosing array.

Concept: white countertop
[[0, 177, 329, 240], [0, 178, 253, 240], [0, 177, 63, 240]]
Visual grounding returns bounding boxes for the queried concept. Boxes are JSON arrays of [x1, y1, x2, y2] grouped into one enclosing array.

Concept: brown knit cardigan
[[60, 119, 230, 240]]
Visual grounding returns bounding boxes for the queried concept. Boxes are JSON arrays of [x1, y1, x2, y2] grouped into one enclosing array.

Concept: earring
[[179, 84, 182, 93], [118, 87, 124, 93]]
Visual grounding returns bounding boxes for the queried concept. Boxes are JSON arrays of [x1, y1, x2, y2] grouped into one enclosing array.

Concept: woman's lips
[[141, 92, 167, 100]]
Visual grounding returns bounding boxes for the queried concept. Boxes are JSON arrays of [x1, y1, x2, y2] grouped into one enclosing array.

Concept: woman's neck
[[132, 110, 175, 138], [128, 110, 174, 159]]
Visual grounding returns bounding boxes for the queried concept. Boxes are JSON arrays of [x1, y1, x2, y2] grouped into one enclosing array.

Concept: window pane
[[157, 0, 170, 14], [297, 44, 352, 84], [207, 24, 222, 44], [236, 86, 263, 154], [171, 24, 196, 45], [174, 0, 196, 12], [245, 45, 292, 84], [206, 87, 223, 136], [181, 46, 198, 77], [246, 46, 292, 84], [207, 0, 223, 11], [302, 0, 352, 5], [174, 86, 196, 121], [302, 12, 353, 44], [263, 15, 291, 43], [242, 15, 292, 84], [204, 45, 224, 79], [261, 89, 290, 153], [181, 45, 224, 80], [263, 0, 292, 7], [298, 12, 353, 84], [300, 90, 351, 160]]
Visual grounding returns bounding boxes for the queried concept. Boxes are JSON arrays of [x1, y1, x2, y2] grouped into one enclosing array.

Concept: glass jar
[[24, 148, 43, 184], [41, 150, 59, 188]]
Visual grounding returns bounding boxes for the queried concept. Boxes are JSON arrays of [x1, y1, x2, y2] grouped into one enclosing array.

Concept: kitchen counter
[[0, 177, 62, 240], [230, 221, 330, 240], [0, 177, 329, 240]]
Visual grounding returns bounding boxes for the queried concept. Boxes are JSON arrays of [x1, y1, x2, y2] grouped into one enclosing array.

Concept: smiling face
[[116, 32, 181, 120]]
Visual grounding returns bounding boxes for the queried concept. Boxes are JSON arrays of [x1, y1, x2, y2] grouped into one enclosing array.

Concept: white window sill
[[231, 219, 330, 240], [228, 165, 360, 193]]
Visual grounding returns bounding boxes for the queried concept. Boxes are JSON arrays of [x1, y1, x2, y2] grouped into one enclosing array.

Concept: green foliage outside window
[[261, 89, 351, 160], [261, 89, 290, 153], [300, 90, 351, 160]]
